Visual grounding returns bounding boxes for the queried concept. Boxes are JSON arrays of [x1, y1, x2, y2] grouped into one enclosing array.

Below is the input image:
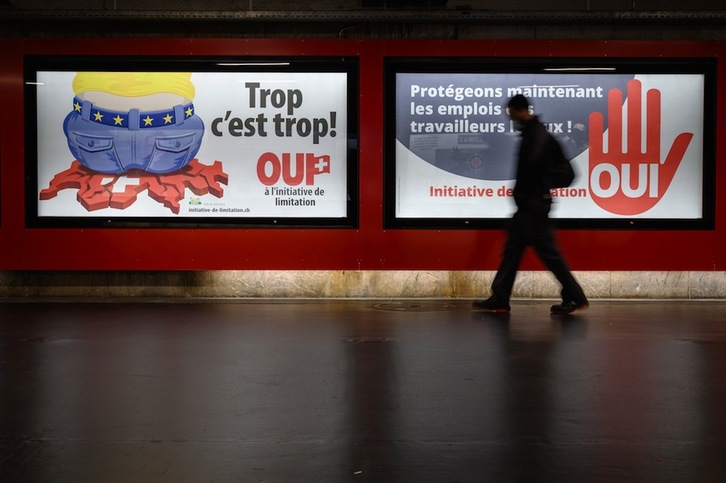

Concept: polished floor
[[1, 299, 726, 483]]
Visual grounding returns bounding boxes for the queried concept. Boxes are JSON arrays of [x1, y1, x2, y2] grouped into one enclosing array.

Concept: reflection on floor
[[1, 300, 725, 482]]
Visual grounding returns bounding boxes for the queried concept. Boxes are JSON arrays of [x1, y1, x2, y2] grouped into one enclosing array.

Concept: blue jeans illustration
[[63, 100, 204, 174]]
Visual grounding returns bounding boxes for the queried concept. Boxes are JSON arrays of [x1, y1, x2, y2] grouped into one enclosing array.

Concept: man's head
[[506, 94, 533, 123]]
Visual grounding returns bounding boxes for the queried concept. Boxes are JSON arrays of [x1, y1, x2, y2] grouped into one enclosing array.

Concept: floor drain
[[344, 336, 392, 343], [372, 302, 458, 312]]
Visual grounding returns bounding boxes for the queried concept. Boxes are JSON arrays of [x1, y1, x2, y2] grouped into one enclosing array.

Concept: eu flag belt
[[72, 97, 195, 130]]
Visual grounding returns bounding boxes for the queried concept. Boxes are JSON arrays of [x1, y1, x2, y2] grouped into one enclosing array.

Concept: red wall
[[0, 38, 723, 271]]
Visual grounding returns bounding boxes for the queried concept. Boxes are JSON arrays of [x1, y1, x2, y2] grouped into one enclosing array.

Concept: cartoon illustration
[[40, 72, 228, 214]]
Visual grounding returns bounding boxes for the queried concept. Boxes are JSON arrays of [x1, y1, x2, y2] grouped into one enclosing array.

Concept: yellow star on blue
[[163, 113, 174, 124], [185, 106, 194, 117], [143, 115, 154, 126], [113, 115, 124, 126], [74, 101, 82, 113], [93, 111, 103, 122]]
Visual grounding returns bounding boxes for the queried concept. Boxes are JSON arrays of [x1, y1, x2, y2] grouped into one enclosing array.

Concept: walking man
[[473, 94, 588, 314]]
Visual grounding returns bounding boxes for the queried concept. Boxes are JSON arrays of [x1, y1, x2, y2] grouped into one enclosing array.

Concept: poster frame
[[24, 54, 360, 229], [383, 56, 716, 230]]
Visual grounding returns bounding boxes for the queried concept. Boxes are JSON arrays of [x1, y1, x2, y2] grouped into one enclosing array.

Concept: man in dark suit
[[473, 94, 588, 314]]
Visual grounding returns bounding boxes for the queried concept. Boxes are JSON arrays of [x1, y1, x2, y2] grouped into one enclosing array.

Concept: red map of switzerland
[[40, 160, 229, 215]]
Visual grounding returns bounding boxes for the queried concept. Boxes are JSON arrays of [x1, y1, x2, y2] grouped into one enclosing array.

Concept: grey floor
[[1, 299, 725, 482]]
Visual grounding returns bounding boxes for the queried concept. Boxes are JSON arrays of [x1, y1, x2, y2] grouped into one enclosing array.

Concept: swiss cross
[[314, 157, 329, 173], [102, 176, 141, 193]]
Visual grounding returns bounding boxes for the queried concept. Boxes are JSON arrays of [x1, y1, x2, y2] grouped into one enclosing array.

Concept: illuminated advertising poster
[[386, 60, 714, 229], [27, 58, 357, 227]]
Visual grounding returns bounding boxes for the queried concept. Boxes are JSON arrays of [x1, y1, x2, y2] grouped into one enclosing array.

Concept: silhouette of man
[[473, 94, 588, 314]]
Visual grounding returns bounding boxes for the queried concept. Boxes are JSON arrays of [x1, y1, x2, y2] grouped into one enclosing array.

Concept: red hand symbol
[[588, 79, 693, 215]]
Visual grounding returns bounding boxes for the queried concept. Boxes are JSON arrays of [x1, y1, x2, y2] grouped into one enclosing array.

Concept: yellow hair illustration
[[73, 72, 195, 100]]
